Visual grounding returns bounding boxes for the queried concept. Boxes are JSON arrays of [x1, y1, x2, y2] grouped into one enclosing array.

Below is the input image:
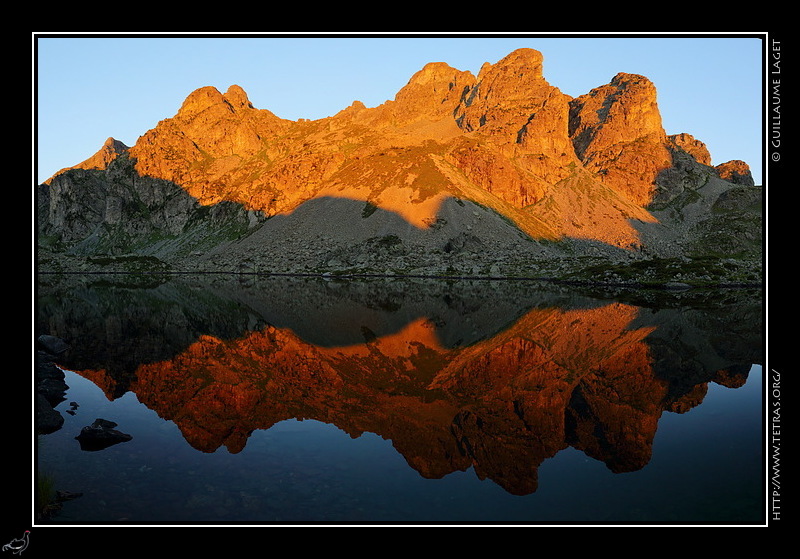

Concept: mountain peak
[[408, 61, 467, 85], [480, 48, 544, 81], [611, 72, 654, 87], [177, 86, 227, 117], [177, 84, 254, 117], [669, 133, 712, 165], [568, 69, 668, 205], [38, 48, 761, 284], [223, 84, 253, 109], [43, 136, 129, 183], [386, 61, 475, 125]]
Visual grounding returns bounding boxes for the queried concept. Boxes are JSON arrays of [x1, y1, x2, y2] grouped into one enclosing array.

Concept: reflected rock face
[[39, 276, 762, 496]]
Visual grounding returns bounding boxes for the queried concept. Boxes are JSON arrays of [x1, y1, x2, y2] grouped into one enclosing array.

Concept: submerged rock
[[75, 418, 133, 451]]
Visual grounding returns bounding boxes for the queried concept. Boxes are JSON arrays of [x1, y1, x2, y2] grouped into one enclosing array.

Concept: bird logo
[[2, 531, 29, 555]]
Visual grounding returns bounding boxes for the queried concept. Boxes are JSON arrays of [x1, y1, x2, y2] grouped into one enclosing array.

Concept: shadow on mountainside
[[36, 158, 762, 287]]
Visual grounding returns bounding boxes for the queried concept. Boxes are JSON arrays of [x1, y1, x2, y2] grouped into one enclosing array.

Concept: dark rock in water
[[36, 393, 64, 434], [662, 281, 691, 290], [36, 355, 68, 406], [75, 418, 133, 451], [35, 347, 68, 434], [37, 335, 69, 357]]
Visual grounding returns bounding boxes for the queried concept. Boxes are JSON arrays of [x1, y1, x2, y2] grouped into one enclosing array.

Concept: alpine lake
[[34, 272, 765, 526]]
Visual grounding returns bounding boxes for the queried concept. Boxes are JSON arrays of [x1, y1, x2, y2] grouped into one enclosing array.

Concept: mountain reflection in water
[[36, 274, 763, 508]]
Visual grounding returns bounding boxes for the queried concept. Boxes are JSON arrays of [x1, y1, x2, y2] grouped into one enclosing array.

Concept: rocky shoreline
[[36, 48, 762, 295], [36, 335, 70, 435], [37, 246, 763, 290], [36, 335, 134, 446]]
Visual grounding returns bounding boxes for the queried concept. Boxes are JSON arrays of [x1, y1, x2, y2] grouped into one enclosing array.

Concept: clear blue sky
[[34, 33, 766, 185]]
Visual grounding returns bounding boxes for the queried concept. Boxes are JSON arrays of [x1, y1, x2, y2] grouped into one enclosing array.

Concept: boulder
[[37, 334, 69, 357], [36, 393, 64, 434], [75, 418, 133, 451], [35, 346, 68, 434]]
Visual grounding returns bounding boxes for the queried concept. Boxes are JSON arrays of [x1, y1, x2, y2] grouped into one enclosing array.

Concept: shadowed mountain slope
[[37, 48, 762, 285]]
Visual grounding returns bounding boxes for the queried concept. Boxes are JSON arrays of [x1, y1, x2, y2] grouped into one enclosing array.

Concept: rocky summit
[[36, 48, 762, 287]]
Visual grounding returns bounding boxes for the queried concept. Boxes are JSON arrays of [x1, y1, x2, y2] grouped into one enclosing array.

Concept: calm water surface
[[35, 274, 764, 525]]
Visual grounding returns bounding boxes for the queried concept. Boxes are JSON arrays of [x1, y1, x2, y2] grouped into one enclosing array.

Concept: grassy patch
[[87, 254, 172, 273], [375, 234, 402, 247], [562, 256, 757, 286]]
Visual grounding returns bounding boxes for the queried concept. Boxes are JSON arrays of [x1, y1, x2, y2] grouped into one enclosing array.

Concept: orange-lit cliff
[[37, 48, 762, 285]]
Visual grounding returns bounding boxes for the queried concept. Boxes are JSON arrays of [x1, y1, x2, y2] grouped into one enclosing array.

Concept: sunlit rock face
[[37, 48, 761, 280], [568, 73, 672, 206], [669, 133, 712, 166], [715, 159, 755, 186]]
